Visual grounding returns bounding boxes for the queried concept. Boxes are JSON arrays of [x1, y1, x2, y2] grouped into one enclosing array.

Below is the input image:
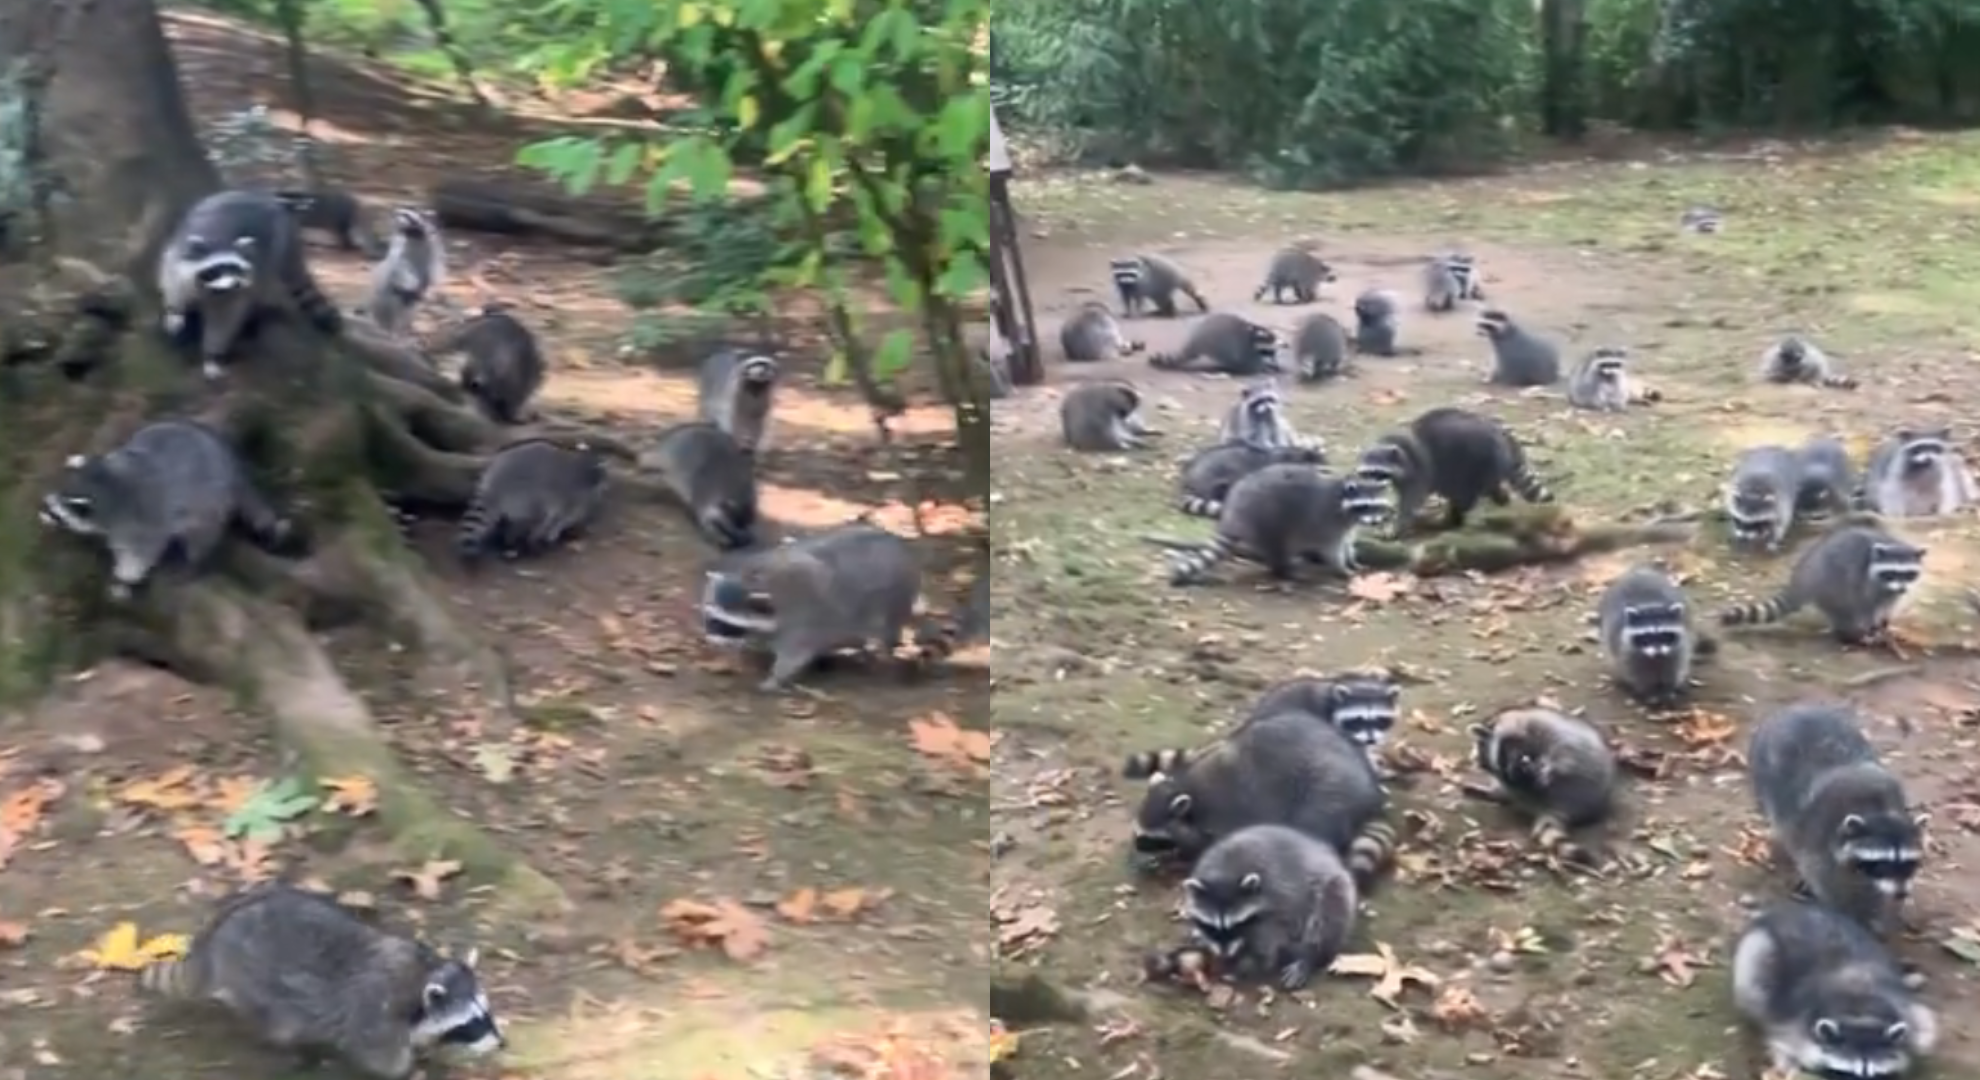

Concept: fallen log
[[428, 175, 670, 252]]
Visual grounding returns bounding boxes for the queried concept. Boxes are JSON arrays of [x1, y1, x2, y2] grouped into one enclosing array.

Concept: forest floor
[[0, 13, 989, 1080], [992, 133, 1980, 1078]]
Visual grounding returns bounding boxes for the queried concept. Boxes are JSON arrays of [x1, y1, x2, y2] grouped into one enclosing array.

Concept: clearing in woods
[[992, 135, 1980, 1078], [0, 14, 990, 1080]]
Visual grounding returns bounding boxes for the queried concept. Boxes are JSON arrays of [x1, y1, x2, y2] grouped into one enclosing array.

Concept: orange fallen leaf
[[115, 766, 204, 811], [1676, 709, 1738, 747], [822, 887, 880, 919], [1644, 932, 1711, 987], [209, 775, 262, 816], [0, 920, 29, 948], [1330, 942, 1441, 1006], [1347, 572, 1415, 604], [907, 712, 993, 768], [1, 778, 63, 834], [661, 897, 769, 962], [1429, 985, 1487, 1028], [776, 888, 817, 923], [173, 824, 229, 866], [393, 859, 463, 901], [319, 775, 378, 817]]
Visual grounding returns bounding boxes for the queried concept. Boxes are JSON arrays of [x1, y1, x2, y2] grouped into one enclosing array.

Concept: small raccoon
[[1352, 289, 1412, 357], [1861, 425, 1978, 518], [1244, 671, 1402, 753], [1354, 406, 1554, 535], [1252, 248, 1335, 305], [1733, 901, 1936, 1080], [456, 440, 607, 563], [1170, 824, 1359, 991], [1059, 301, 1144, 362], [1165, 465, 1390, 586], [1749, 702, 1925, 935], [1798, 435, 1858, 518], [1216, 382, 1321, 456], [1061, 380, 1156, 452], [1477, 308, 1562, 387], [1596, 565, 1697, 706], [1110, 253, 1210, 318], [697, 523, 924, 692], [1566, 346, 1658, 411], [365, 208, 447, 338], [1175, 441, 1323, 519], [137, 882, 503, 1079], [436, 305, 546, 425], [273, 187, 382, 254], [158, 189, 345, 379], [698, 349, 779, 453], [1148, 312, 1282, 377], [1760, 336, 1857, 390], [1291, 311, 1350, 381], [1123, 711, 1393, 883], [1423, 253, 1482, 312], [1679, 206, 1723, 234], [38, 420, 294, 599], [1725, 445, 1804, 552], [1468, 706, 1616, 865], [641, 421, 758, 550], [1719, 524, 1926, 645]]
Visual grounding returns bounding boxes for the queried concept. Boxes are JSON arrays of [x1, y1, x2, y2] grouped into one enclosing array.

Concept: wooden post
[[987, 105, 1044, 385]]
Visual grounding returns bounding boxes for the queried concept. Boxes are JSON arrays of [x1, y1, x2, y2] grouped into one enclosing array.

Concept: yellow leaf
[[78, 921, 182, 970], [989, 1019, 1020, 1061], [677, 2, 702, 28], [137, 933, 189, 963], [737, 94, 761, 131]]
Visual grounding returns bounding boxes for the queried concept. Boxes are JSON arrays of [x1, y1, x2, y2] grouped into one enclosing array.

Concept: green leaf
[[820, 349, 850, 386], [874, 328, 916, 379], [936, 256, 988, 299], [604, 141, 643, 187], [223, 777, 320, 844], [804, 154, 835, 212], [1941, 931, 1980, 966], [737, 94, 762, 130]]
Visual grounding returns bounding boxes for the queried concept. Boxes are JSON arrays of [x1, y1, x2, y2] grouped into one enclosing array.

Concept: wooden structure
[[987, 103, 1044, 385]]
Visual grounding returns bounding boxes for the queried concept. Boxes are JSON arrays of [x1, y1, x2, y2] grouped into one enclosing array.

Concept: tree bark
[[0, 0, 565, 914]]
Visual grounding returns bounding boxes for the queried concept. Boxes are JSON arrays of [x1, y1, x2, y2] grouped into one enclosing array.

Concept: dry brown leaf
[[1644, 932, 1710, 987], [115, 766, 204, 811], [0, 920, 29, 948], [209, 776, 262, 816], [660, 897, 768, 962], [319, 776, 378, 816], [1347, 572, 1415, 604], [1429, 985, 1487, 1029], [173, 825, 229, 866], [776, 888, 817, 923], [393, 859, 463, 901], [822, 887, 881, 919], [1675, 709, 1738, 747], [907, 712, 993, 768], [1329, 942, 1440, 1006]]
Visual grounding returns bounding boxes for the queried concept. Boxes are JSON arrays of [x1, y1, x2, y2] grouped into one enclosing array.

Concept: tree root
[[345, 319, 463, 399], [367, 369, 491, 454], [338, 537, 519, 736], [367, 406, 484, 507]]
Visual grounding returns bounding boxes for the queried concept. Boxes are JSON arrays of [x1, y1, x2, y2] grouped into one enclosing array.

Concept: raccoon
[[1596, 565, 1697, 706], [698, 349, 779, 454], [1060, 380, 1156, 452], [1468, 706, 1616, 865], [1719, 524, 1926, 645], [1110, 253, 1210, 318], [1354, 406, 1554, 535], [1252, 248, 1335, 305], [1423, 253, 1481, 312], [1059, 302, 1143, 362], [1215, 382, 1320, 456], [1352, 289, 1412, 357], [273, 187, 382, 254], [1123, 711, 1393, 883], [157, 188, 345, 379], [640, 421, 758, 550], [1679, 206, 1723, 234], [1175, 441, 1324, 519], [1165, 465, 1390, 585], [1171, 824, 1360, 991], [1292, 311, 1350, 381], [437, 305, 546, 425], [697, 523, 924, 692], [1733, 901, 1936, 1080], [38, 420, 294, 599], [1748, 701, 1925, 935], [1861, 426, 1978, 518], [455, 440, 607, 563], [1244, 672, 1402, 753], [1798, 435, 1858, 518], [1760, 336, 1857, 390], [1147, 313, 1282, 377], [136, 882, 503, 1079], [1478, 308, 1562, 387], [364, 208, 446, 338], [906, 567, 992, 665], [1725, 445, 1804, 551], [1566, 346, 1658, 411]]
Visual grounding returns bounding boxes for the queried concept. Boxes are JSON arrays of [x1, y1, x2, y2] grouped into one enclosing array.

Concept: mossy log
[[429, 175, 672, 253]]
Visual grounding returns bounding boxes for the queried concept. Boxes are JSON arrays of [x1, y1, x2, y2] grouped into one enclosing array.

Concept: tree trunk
[[0, 0, 567, 914]]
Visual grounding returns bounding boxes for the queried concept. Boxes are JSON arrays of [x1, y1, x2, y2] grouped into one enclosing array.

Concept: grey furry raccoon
[[1163, 465, 1390, 586], [697, 349, 779, 453], [1718, 523, 1925, 645], [137, 881, 503, 1079], [1797, 435, 1857, 517], [1596, 565, 1698, 706], [1467, 706, 1616, 864], [1861, 425, 1978, 517], [1058, 302, 1143, 362], [1147, 312, 1281, 377], [1679, 207, 1724, 234], [38, 420, 294, 599], [1252, 248, 1335, 304], [1748, 701, 1924, 934], [456, 440, 606, 563], [1733, 901, 1936, 1080], [1352, 289, 1414, 357], [436, 304, 546, 425], [1354, 406, 1554, 535], [364, 208, 446, 337], [1060, 380, 1157, 451], [1291, 311, 1350, 381], [1565, 346, 1657, 411], [273, 187, 382, 254], [1175, 440, 1322, 519], [1422, 253, 1482, 311], [1109, 253, 1209, 317], [697, 523, 924, 692], [640, 421, 757, 550], [157, 189, 345, 379], [1215, 382, 1319, 455], [1760, 336, 1857, 389], [1244, 671, 1401, 753], [1724, 445, 1803, 552], [1123, 711, 1393, 884], [1160, 824, 1359, 991], [1477, 308, 1561, 386]]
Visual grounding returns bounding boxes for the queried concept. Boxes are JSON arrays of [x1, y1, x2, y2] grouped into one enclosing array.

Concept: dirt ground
[[992, 142, 1980, 1077], [0, 14, 988, 1080]]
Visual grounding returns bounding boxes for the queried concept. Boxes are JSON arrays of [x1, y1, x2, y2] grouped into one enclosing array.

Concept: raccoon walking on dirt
[[1243, 671, 1402, 754], [1059, 302, 1144, 362], [1150, 824, 1361, 991], [1724, 445, 1805, 552], [1252, 248, 1335, 305], [1748, 701, 1924, 935], [1718, 523, 1925, 645], [1110, 253, 1210, 317], [1291, 311, 1351, 381], [1148, 313, 1283, 377], [158, 189, 345, 380], [698, 349, 780, 453], [1161, 465, 1390, 585], [1566, 346, 1659, 411], [1860, 425, 1979, 518], [1478, 308, 1562, 387], [136, 881, 504, 1079], [639, 421, 758, 550], [456, 440, 607, 564], [364, 208, 446, 338], [39, 420, 296, 599], [1759, 336, 1858, 390], [1174, 441, 1323, 519], [1597, 565, 1706, 706], [1061, 381, 1158, 451], [273, 187, 383, 254], [1353, 406, 1554, 536], [435, 304, 546, 425], [1467, 706, 1617, 865]]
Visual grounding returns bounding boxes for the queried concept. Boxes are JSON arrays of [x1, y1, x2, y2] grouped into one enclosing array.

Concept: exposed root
[[506, 422, 640, 462], [339, 537, 518, 736], [344, 318, 463, 399], [367, 369, 493, 453]]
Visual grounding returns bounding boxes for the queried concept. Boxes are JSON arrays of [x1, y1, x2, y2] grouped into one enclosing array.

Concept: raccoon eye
[[1813, 1018, 1842, 1044]]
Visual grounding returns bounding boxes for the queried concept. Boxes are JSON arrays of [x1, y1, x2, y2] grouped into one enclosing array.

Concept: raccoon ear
[[1167, 792, 1193, 818], [1329, 683, 1352, 702], [1238, 872, 1263, 894], [1466, 723, 1492, 741], [1620, 604, 1640, 620], [1181, 877, 1204, 894], [1838, 813, 1867, 837], [63, 454, 86, 469], [1894, 428, 1914, 443]]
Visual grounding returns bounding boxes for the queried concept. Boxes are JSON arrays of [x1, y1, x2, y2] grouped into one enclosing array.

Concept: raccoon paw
[[1277, 957, 1316, 991], [161, 309, 186, 336]]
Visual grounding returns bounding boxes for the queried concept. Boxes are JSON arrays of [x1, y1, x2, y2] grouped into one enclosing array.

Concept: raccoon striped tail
[[1530, 812, 1594, 865], [1177, 495, 1222, 519], [455, 498, 497, 562], [1507, 461, 1554, 504], [1122, 747, 1189, 780], [287, 275, 345, 334], [137, 956, 196, 997], [1821, 374, 1859, 390], [1346, 819, 1398, 885], [1148, 351, 1186, 371], [1166, 533, 1236, 585], [1718, 589, 1800, 627]]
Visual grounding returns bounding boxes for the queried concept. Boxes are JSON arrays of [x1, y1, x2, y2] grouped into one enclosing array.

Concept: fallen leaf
[[319, 775, 378, 816], [394, 859, 463, 901], [115, 766, 204, 811], [776, 888, 817, 923], [222, 776, 319, 842], [173, 824, 229, 866], [660, 897, 769, 962], [210, 775, 263, 816], [471, 743, 517, 784], [77, 922, 188, 971], [1940, 926, 1980, 965], [0, 921, 28, 948], [989, 1019, 1020, 1062], [1675, 709, 1738, 747], [822, 887, 878, 919], [1644, 932, 1711, 987], [1329, 942, 1441, 1007], [1347, 572, 1415, 604], [907, 712, 993, 769], [1429, 985, 1487, 1028]]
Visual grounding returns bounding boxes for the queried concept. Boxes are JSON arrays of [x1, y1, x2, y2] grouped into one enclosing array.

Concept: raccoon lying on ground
[[1468, 706, 1617, 865]]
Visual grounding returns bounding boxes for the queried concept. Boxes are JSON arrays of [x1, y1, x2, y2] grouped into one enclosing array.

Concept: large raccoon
[[1798, 435, 1857, 518], [157, 189, 345, 379], [1169, 824, 1360, 991], [1164, 465, 1390, 585], [640, 421, 758, 549], [1861, 425, 1978, 518], [1123, 711, 1393, 883], [435, 304, 546, 425], [1147, 312, 1282, 377], [1477, 308, 1562, 387], [1215, 382, 1320, 455], [1291, 311, 1350, 381], [1725, 445, 1804, 552], [136, 881, 503, 1079], [273, 187, 382, 254], [38, 420, 294, 599], [1059, 302, 1143, 362], [1760, 336, 1857, 390], [1243, 671, 1401, 754], [455, 440, 607, 563], [1565, 346, 1658, 411], [1174, 441, 1324, 519], [1061, 380, 1156, 451], [1354, 406, 1554, 535], [1468, 706, 1617, 865], [1733, 901, 1936, 1080], [1352, 289, 1414, 357], [364, 208, 446, 338], [1749, 702, 1925, 935], [1718, 524, 1925, 645], [1596, 565, 1698, 706], [698, 349, 779, 453], [1423, 253, 1482, 311], [1109, 253, 1210, 318], [697, 523, 924, 692], [1252, 248, 1335, 305]]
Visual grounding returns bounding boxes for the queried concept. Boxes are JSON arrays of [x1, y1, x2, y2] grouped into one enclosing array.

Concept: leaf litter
[[660, 897, 769, 961]]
